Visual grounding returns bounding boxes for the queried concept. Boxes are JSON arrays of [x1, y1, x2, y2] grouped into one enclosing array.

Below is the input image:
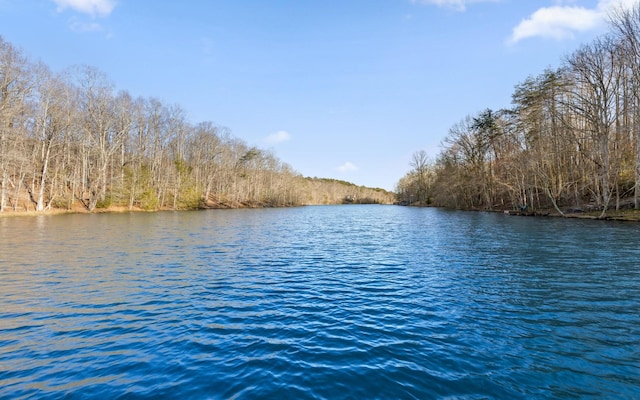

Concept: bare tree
[[408, 150, 434, 205], [567, 36, 623, 217], [28, 64, 73, 211], [0, 37, 32, 211], [609, 3, 640, 209]]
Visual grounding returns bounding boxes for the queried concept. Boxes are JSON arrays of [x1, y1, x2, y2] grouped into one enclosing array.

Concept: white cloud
[[411, 0, 500, 12], [52, 0, 116, 17], [509, 0, 636, 44], [337, 162, 358, 172], [509, 6, 601, 43], [265, 130, 291, 144]]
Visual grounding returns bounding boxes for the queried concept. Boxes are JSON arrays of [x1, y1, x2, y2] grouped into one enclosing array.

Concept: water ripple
[[1, 207, 639, 399]]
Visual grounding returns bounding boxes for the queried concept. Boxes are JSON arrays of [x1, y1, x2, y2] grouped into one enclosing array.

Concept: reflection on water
[[1, 206, 639, 399]]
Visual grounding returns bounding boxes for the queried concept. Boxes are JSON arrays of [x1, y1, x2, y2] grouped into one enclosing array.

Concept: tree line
[[396, 5, 640, 218], [0, 36, 394, 213]]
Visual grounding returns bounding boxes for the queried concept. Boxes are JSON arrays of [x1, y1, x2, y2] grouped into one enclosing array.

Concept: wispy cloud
[[69, 19, 103, 32], [337, 162, 358, 172], [509, 0, 636, 44], [52, 0, 117, 17], [265, 130, 291, 144], [410, 0, 500, 12]]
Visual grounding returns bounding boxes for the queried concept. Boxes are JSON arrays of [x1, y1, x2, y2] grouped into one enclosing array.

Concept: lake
[[1, 205, 639, 399]]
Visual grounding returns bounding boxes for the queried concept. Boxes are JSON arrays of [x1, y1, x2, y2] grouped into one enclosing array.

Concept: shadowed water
[[1, 206, 639, 399]]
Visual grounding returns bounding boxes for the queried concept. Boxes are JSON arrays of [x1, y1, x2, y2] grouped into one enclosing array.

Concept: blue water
[[0, 206, 639, 399]]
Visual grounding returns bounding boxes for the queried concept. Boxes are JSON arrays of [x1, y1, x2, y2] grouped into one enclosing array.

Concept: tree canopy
[[396, 5, 640, 218], [0, 37, 395, 213]]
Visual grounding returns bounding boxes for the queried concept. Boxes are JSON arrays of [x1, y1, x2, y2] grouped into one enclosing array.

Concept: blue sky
[[0, 0, 635, 190]]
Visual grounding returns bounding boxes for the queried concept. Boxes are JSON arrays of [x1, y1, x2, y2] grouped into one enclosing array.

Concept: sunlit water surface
[[1, 206, 639, 399]]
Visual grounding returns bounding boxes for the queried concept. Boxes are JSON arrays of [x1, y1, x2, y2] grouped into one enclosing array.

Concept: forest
[[0, 37, 394, 213], [396, 5, 640, 219]]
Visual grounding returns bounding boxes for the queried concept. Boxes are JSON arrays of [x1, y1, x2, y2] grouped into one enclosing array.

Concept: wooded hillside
[[0, 37, 394, 213], [396, 5, 640, 218]]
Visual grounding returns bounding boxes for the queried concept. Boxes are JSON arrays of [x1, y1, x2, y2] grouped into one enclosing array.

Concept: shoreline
[[0, 202, 393, 218], [547, 210, 640, 222], [4, 204, 639, 222], [405, 203, 640, 222], [498, 208, 640, 222], [0, 206, 153, 218]]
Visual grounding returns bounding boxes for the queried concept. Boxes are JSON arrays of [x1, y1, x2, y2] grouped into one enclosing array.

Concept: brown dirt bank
[[408, 203, 640, 222], [501, 208, 640, 222]]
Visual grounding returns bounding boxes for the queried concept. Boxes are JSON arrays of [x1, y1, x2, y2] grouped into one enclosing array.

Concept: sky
[[0, 0, 636, 191]]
